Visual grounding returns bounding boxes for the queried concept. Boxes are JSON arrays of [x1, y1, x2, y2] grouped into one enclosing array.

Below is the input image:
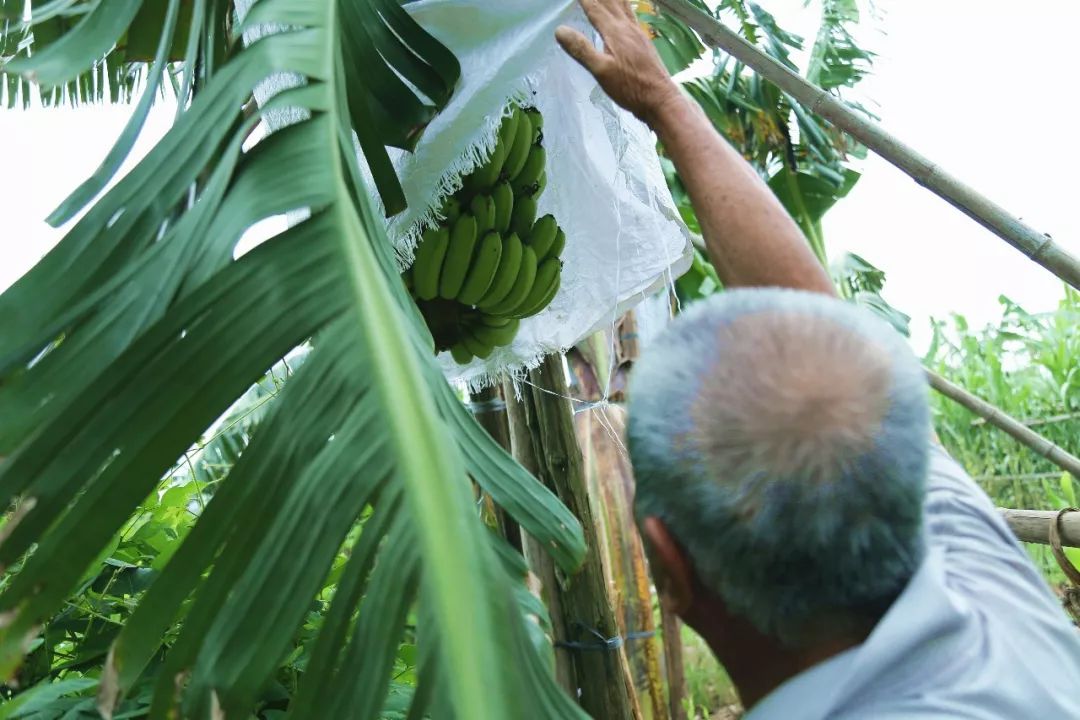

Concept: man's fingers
[[555, 26, 610, 75], [589, 0, 636, 23], [613, 0, 638, 22], [578, 0, 616, 35]]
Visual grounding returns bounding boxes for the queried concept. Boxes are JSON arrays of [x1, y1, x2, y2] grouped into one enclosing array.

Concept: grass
[[925, 288, 1080, 583], [680, 626, 741, 719]]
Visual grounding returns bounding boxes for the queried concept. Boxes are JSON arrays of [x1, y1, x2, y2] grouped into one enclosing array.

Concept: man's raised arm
[[555, 0, 834, 295]]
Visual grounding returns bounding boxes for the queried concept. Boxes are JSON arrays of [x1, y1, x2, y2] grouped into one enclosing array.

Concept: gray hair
[[628, 288, 930, 645]]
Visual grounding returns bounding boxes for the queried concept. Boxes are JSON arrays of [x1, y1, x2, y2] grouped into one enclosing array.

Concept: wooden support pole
[[467, 385, 522, 553], [654, 0, 1080, 291], [660, 607, 687, 720], [1002, 509, 1080, 548], [501, 379, 576, 696], [927, 370, 1080, 479], [504, 358, 639, 719]]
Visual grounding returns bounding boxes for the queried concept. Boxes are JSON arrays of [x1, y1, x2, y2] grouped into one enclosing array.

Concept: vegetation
[[0, 2, 584, 718], [665, 0, 876, 309], [925, 289, 1080, 581]]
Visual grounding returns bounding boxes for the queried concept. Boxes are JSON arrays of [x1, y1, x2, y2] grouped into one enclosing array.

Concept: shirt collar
[[743, 642, 858, 720], [744, 547, 964, 720]]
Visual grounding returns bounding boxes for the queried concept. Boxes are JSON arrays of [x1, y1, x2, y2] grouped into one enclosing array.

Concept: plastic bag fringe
[[455, 342, 565, 397], [389, 79, 539, 272]]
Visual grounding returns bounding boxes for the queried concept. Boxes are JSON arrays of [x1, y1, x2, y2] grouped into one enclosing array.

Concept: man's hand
[[555, 0, 836, 295], [555, 0, 680, 124]]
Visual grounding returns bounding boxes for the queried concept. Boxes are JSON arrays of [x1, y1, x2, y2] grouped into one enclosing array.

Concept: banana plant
[[657, 0, 882, 306], [0, 1, 588, 718], [669, 0, 872, 267]]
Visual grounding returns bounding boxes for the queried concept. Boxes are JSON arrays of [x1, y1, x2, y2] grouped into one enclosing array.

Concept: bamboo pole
[[654, 0, 1080, 291], [972, 411, 1080, 428], [1002, 509, 1080, 548], [976, 472, 1064, 483], [927, 370, 1080, 479]]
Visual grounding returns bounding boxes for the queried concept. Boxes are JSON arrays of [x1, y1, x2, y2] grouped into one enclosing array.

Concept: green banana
[[470, 194, 496, 234], [510, 194, 537, 238], [441, 195, 462, 223], [439, 214, 479, 299], [533, 171, 547, 198], [524, 106, 543, 144], [527, 214, 558, 259], [478, 232, 523, 309], [503, 108, 533, 179], [512, 145, 546, 195], [479, 314, 511, 328], [450, 343, 473, 365], [513, 257, 560, 318], [471, 134, 508, 190], [547, 228, 566, 261], [470, 317, 520, 347], [412, 226, 450, 301], [457, 230, 503, 306], [492, 181, 514, 233], [461, 330, 494, 360], [516, 270, 560, 319], [486, 245, 537, 316], [498, 109, 519, 158]]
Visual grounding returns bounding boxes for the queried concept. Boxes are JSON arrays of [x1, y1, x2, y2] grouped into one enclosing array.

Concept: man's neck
[[686, 605, 870, 710]]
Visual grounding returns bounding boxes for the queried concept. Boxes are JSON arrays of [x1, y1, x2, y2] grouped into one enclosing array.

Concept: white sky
[[764, 0, 1080, 350], [1, 0, 1077, 353]]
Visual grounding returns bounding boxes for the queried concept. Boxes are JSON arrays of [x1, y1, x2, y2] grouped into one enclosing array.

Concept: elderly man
[[556, 1, 1080, 717]]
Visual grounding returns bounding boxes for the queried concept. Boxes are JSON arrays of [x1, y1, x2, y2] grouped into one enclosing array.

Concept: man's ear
[[641, 516, 696, 616]]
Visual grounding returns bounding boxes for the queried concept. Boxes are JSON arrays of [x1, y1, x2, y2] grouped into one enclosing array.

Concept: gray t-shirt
[[747, 443, 1080, 719]]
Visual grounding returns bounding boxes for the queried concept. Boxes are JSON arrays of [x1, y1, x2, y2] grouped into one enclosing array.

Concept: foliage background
[[925, 289, 1080, 583]]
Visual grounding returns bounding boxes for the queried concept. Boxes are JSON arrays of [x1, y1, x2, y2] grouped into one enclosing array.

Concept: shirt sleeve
[[922, 441, 1065, 617]]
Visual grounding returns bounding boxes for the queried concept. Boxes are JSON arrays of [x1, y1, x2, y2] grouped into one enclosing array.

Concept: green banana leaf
[[0, 2, 587, 718], [1, 0, 459, 219], [638, 0, 706, 75]]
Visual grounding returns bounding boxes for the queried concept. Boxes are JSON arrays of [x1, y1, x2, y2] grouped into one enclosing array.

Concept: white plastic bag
[[384, 0, 693, 387], [237, 0, 693, 388]]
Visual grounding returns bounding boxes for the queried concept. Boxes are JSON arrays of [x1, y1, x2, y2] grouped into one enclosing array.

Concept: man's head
[[628, 288, 930, 647]]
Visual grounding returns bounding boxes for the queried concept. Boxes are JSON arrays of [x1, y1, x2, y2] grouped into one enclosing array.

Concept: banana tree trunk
[[574, 398, 669, 720], [504, 355, 640, 720], [568, 317, 683, 720], [654, 0, 1080, 291]]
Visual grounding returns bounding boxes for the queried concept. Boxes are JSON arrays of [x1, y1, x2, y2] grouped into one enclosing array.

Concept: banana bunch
[[405, 103, 568, 365]]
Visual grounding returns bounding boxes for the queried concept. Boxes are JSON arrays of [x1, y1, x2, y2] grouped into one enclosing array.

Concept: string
[[595, 402, 630, 460], [466, 397, 507, 414], [554, 621, 657, 652]]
